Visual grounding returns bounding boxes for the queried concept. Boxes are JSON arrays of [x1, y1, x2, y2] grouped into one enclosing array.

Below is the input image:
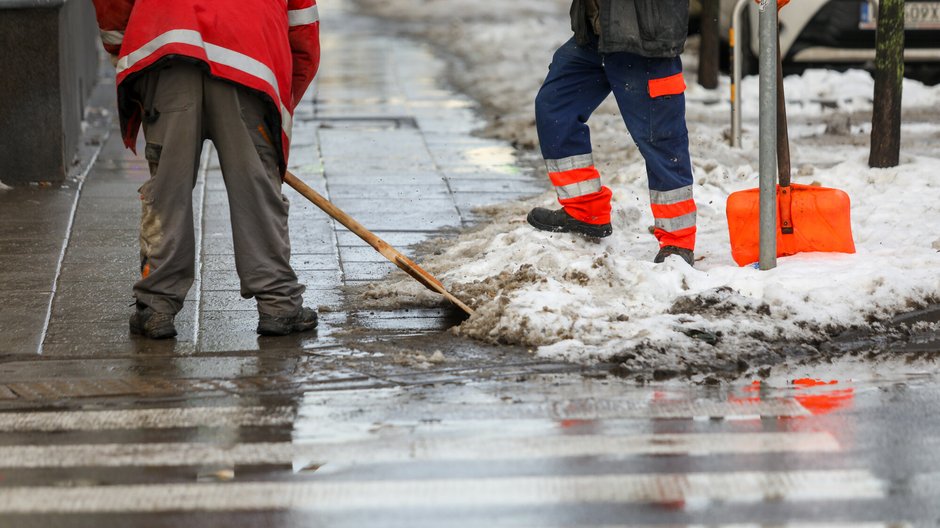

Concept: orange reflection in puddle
[[790, 378, 855, 416], [735, 378, 855, 416]]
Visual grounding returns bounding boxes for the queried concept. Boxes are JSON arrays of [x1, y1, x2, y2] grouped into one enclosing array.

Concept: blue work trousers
[[535, 37, 697, 248]]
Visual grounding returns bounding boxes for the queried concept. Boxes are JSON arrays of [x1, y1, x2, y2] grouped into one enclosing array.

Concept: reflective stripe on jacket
[[91, 0, 321, 171]]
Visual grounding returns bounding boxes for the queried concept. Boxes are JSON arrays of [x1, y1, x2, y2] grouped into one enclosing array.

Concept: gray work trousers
[[133, 61, 304, 317]]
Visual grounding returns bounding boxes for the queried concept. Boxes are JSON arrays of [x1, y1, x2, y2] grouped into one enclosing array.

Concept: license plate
[[860, 1, 940, 30]]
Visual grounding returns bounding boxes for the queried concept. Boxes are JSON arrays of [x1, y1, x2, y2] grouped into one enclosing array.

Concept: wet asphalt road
[[1, 369, 940, 527], [1, 0, 939, 526]]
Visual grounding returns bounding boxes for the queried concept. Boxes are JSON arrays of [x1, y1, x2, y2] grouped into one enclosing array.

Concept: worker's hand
[[109, 53, 119, 67], [754, 0, 790, 9]]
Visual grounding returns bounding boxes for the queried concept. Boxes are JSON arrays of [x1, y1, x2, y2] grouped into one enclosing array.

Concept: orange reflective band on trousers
[[647, 72, 687, 99], [548, 165, 612, 225], [650, 186, 697, 250], [653, 226, 697, 250]]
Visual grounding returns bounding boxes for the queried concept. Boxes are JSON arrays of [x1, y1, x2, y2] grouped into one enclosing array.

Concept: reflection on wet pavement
[[0, 0, 938, 526], [1, 373, 939, 526]]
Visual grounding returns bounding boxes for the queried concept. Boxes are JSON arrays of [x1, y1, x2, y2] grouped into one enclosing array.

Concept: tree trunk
[[698, 0, 720, 89], [870, 0, 905, 168]]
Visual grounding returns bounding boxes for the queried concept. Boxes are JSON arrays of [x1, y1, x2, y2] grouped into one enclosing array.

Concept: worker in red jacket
[[92, 0, 321, 338]]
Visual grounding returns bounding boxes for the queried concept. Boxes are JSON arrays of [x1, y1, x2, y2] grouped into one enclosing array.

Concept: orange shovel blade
[[726, 183, 856, 267]]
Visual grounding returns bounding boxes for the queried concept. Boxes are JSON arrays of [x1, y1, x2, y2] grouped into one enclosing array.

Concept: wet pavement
[[1, 1, 939, 526]]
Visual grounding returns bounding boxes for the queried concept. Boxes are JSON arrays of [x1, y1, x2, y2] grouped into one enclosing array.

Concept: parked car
[[716, 0, 940, 83]]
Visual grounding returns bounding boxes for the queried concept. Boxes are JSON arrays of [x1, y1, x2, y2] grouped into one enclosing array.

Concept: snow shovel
[[283, 170, 475, 316], [726, 33, 855, 267]]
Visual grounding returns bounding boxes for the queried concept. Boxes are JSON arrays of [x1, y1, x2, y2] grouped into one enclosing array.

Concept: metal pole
[[730, 0, 750, 148], [758, 0, 778, 270]]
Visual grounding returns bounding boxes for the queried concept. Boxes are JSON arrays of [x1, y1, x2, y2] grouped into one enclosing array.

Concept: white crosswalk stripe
[[0, 406, 294, 432], [0, 470, 885, 513], [0, 432, 839, 468]]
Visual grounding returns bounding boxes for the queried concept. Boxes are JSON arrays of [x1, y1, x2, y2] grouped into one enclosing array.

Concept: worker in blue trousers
[[527, 0, 697, 266]]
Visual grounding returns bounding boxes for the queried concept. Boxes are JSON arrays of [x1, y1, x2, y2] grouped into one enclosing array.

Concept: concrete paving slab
[[326, 182, 452, 200], [333, 210, 462, 231], [0, 292, 51, 355], [63, 227, 138, 245], [0, 256, 59, 277], [341, 261, 397, 281], [197, 311, 334, 354], [323, 171, 445, 186], [92, 158, 150, 172], [0, 238, 63, 257], [199, 289, 343, 312], [447, 178, 546, 194], [334, 231, 443, 248], [71, 195, 141, 215], [77, 179, 148, 198], [38, 341, 198, 358], [53, 281, 131, 299], [338, 246, 396, 263], [201, 254, 339, 272], [43, 321, 195, 345], [0, 274, 56, 293], [285, 227, 337, 247], [58, 260, 139, 282], [328, 197, 457, 215], [200, 270, 343, 293]]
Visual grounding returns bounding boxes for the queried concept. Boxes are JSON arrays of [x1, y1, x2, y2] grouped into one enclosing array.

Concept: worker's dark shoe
[[527, 207, 612, 238], [654, 245, 695, 266], [129, 305, 177, 339], [257, 306, 318, 336]]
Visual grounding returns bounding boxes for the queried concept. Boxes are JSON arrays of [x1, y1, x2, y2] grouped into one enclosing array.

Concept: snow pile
[[0, 180, 11, 191], [353, 0, 940, 371]]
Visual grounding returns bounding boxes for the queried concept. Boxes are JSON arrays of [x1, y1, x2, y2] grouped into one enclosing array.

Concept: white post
[[730, 0, 750, 148]]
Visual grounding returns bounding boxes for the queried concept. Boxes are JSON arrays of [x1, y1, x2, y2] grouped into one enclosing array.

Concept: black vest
[[570, 0, 689, 57]]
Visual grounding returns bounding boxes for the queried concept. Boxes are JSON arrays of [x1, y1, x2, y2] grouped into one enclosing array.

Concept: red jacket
[[92, 0, 320, 170]]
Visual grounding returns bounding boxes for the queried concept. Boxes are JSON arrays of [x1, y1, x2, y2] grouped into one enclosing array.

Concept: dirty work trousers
[[535, 37, 697, 250], [133, 61, 304, 317]]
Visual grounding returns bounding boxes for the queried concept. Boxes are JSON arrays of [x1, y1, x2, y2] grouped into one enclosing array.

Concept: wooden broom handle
[[282, 171, 475, 315]]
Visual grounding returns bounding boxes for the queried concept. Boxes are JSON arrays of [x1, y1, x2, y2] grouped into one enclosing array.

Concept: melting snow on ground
[[352, 0, 940, 375]]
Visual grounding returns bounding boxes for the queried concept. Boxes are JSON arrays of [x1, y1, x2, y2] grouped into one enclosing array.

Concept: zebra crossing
[[0, 376, 919, 526]]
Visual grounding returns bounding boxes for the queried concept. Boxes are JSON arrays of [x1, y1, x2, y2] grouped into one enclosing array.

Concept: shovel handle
[[776, 33, 791, 189], [776, 31, 794, 235], [282, 170, 475, 316]]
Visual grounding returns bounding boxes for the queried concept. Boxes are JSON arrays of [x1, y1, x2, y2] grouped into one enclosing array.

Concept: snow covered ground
[[351, 0, 940, 376]]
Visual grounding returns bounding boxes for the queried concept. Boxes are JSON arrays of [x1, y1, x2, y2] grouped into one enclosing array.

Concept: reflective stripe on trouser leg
[[203, 73, 305, 317], [534, 39, 614, 226], [650, 186, 697, 250], [602, 52, 695, 250], [546, 155, 611, 225]]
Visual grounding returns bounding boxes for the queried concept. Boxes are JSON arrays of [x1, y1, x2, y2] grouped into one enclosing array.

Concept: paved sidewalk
[[0, 0, 543, 358]]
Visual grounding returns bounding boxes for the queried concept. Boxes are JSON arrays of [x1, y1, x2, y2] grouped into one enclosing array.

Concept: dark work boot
[[654, 245, 695, 266], [129, 304, 177, 339], [257, 306, 318, 336], [526, 207, 612, 238]]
